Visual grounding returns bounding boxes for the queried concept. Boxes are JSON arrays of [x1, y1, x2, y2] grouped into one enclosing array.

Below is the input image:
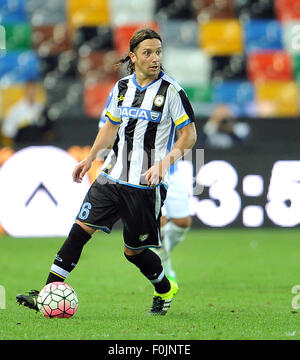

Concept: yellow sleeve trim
[[106, 111, 122, 124], [174, 114, 189, 127]]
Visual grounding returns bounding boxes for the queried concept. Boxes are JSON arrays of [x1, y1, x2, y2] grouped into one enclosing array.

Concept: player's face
[[130, 38, 162, 80]]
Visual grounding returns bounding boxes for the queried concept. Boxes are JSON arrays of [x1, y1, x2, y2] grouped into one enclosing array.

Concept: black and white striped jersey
[[101, 71, 195, 189]]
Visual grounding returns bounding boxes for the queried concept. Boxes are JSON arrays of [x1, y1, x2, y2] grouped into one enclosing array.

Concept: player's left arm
[[143, 122, 196, 187], [163, 121, 197, 167], [143, 84, 197, 187]]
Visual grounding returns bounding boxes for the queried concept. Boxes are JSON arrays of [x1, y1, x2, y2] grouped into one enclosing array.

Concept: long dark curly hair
[[116, 28, 164, 74]]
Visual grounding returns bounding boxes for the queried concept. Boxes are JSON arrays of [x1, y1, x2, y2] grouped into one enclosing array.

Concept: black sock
[[124, 249, 171, 294], [46, 223, 91, 284]]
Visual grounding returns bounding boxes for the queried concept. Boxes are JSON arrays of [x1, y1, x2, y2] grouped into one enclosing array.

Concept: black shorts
[[76, 174, 167, 250]]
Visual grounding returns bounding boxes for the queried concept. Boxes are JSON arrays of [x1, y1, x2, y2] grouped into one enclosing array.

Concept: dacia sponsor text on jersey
[[120, 106, 162, 123]]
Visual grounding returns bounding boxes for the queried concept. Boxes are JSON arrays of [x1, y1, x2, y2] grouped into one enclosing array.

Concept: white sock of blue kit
[[164, 221, 190, 253], [157, 221, 190, 280]]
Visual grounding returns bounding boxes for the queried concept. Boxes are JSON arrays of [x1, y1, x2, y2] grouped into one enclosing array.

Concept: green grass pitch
[[0, 228, 300, 340]]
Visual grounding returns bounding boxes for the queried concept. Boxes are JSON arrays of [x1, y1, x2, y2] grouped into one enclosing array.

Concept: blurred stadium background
[[0, 0, 300, 236]]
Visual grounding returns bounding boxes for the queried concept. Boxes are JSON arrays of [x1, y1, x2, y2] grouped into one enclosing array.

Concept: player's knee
[[68, 222, 93, 245], [75, 220, 96, 236], [160, 216, 167, 227], [124, 246, 144, 257], [171, 216, 191, 229]]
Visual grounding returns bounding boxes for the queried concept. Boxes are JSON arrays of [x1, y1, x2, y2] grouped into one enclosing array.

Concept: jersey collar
[[132, 71, 164, 92]]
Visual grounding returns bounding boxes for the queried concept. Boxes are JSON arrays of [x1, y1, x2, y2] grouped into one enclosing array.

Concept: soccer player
[[16, 28, 197, 315], [99, 97, 191, 284]]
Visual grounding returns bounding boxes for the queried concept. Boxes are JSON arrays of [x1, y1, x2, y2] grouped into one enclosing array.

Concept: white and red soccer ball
[[37, 282, 78, 318]]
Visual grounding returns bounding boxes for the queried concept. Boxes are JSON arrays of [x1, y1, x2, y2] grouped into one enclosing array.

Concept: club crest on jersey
[[120, 106, 162, 123], [154, 95, 165, 107]]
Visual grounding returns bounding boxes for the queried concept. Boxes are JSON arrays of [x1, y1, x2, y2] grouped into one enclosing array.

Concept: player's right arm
[[73, 83, 121, 183], [72, 120, 120, 183]]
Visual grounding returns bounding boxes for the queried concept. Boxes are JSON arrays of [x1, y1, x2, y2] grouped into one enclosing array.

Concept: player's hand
[[142, 162, 167, 188], [72, 158, 93, 183]]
